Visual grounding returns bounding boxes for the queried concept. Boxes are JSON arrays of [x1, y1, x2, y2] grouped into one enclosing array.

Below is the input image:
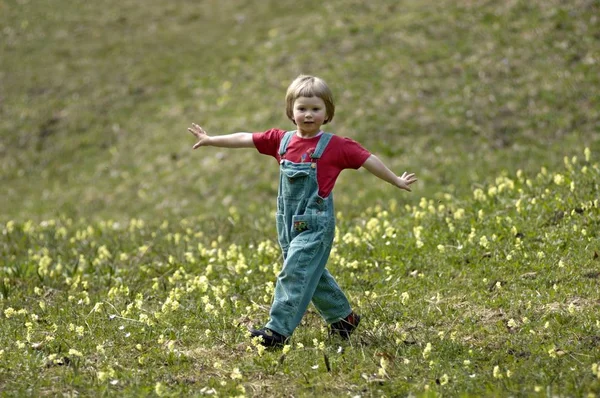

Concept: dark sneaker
[[249, 328, 288, 347], [330, 312, 361, 339]]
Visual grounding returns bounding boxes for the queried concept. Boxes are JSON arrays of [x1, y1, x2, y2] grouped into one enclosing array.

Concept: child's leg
[[265, 235, 331, 337], [311, 269, 352, 324]]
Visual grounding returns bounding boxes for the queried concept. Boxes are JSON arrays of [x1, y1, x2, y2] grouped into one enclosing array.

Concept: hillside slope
[[1, 0, 598, 222]]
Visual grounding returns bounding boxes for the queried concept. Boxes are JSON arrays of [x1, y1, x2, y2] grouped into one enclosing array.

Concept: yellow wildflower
[[4, 307, 15, 318], [453, 208, 465, 220], [473, 188, 486, 201], [493, 365, 502, 379], [584, 147, 591, 162], [439, 374, 449, 385], [230, 368, 243, 380], [68, 348, 83, 357], [401, 292, 410, 305], [423, 342, 432, 359], [479, 236, 489, 249], [553, 174, 565, 185], [155, 382, 167, 397]]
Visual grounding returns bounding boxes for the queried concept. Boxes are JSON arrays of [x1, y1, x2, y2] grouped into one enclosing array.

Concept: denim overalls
[[266, 131, 352, 337]]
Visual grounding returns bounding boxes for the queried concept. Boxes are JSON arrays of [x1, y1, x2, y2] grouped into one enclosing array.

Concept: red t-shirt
[[253, 128, 371, 198]]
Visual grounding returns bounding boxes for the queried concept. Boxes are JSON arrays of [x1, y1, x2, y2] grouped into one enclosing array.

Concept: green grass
[[1, 0, 600, 396]]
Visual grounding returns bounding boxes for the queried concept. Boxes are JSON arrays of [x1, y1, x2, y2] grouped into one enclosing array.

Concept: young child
[[188, 75, 417, 347]]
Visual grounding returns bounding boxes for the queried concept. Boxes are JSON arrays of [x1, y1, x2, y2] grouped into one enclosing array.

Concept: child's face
[[293, 96, 328, 136]]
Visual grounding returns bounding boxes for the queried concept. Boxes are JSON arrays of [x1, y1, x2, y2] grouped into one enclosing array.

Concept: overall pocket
[[290, 213, 326, 241], [276, 213, 289, 250], [282, 168, 310, 180], [281, 168, 310, 199]]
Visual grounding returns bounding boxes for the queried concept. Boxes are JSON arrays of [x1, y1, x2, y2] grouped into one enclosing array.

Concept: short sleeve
[[339, 137, 371, 169], [252, 128, 286, 158]]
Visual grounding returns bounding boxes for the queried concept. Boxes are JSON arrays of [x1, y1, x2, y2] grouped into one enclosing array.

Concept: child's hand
[[397, 172, 417, 192], [187, 123, 211, 149], [362, 155, 418, 192]]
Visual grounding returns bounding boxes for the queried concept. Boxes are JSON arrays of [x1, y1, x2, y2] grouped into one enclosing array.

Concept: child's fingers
[[402, 172, 418, 184], [188, 125, 208, 139], [188, 123, 208, 149], [192, 123, 206, 134]]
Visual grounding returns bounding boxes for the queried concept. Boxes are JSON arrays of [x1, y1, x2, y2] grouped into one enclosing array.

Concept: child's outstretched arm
[[187, 123, 255, 149], [362, 154, 417, 192]]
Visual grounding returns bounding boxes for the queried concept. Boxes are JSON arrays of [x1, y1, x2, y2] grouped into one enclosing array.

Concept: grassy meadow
[[1, 0, 600, 396]]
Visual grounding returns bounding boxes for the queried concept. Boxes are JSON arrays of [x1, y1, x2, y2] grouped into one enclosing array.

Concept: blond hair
[[285, 75, 335, 124]]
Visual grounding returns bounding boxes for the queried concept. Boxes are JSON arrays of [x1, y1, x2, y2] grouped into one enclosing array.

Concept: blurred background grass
[[1, 0, 599, 223]]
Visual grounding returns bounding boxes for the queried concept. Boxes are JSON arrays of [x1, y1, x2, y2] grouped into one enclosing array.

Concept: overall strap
[[310, 133, 333, 160], [278, 131, 296, 157]]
